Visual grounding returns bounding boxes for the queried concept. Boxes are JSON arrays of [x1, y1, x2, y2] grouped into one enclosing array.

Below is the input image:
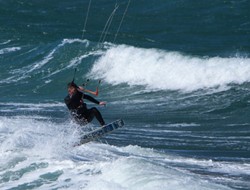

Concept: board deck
[[76, 119, 124, 145]]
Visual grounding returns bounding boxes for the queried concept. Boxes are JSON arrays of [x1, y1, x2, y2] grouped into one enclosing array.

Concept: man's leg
[[87, 107, 105, 126]]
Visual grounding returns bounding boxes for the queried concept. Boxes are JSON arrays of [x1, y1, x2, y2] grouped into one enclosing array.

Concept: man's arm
[[83, 94, 106, 105], [78, 86, 98, 96], [83, 94, 100, 104]]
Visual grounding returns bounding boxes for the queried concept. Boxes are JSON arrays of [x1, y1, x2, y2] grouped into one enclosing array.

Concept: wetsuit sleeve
[[83, 94, 100, 105]]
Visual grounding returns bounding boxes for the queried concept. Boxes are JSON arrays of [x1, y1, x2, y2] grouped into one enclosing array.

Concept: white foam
[[0, 102, 64, 113], [0, 117, 238, 190], [0, 40, 11, 45], [0, 47, 21, 55], [83, 144, 230, 190], [89, 45, 250, 92], [0, 102, 64, 108]]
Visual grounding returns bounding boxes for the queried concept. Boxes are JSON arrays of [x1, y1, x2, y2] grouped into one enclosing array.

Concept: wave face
[[1, 0, 250, 189]]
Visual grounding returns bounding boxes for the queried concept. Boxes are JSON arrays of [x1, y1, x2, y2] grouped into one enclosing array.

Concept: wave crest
[[89, 45, 250, 91]]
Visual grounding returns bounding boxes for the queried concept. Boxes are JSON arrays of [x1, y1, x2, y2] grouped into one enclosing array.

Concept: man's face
[[68, 86, 76, 96]]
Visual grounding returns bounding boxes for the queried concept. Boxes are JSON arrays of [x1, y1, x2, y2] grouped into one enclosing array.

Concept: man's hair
[[67, 82, 78, 89]]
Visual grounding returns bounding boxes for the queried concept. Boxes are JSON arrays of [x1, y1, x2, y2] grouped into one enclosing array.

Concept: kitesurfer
[[64, 82, 106, 126]]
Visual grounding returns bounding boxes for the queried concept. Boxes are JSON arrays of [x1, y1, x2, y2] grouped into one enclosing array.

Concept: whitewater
[[1, 0, 250, 189], [0, 116, 237, 190]]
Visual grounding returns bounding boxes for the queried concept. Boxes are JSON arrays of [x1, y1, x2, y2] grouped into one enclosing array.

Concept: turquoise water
[[0, 1, 250, 189]]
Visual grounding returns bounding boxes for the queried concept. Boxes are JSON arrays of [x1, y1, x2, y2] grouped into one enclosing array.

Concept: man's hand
[[99, 101, 106, 106]]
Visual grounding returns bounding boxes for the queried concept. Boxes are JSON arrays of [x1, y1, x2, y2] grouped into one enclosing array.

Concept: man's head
[[67, 82, 78, 96]]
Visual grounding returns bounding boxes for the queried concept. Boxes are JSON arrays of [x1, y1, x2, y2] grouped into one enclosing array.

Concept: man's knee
[[91, 107, 98, 113]]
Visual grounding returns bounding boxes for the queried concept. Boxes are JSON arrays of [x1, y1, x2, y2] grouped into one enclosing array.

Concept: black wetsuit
[[64, 90, 105, 126]]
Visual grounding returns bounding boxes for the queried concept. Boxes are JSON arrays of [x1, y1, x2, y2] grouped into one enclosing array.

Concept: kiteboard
[[75, 119, 124, 146]]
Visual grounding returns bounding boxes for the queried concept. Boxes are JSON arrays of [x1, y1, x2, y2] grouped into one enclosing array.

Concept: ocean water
[[1, 0, 250, 189]]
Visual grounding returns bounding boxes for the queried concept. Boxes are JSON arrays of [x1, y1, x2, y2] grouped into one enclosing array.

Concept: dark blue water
[[0, 1, 250, 189]]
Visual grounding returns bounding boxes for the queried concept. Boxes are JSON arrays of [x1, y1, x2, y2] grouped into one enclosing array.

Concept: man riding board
[[64, 82, 106, 126]]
